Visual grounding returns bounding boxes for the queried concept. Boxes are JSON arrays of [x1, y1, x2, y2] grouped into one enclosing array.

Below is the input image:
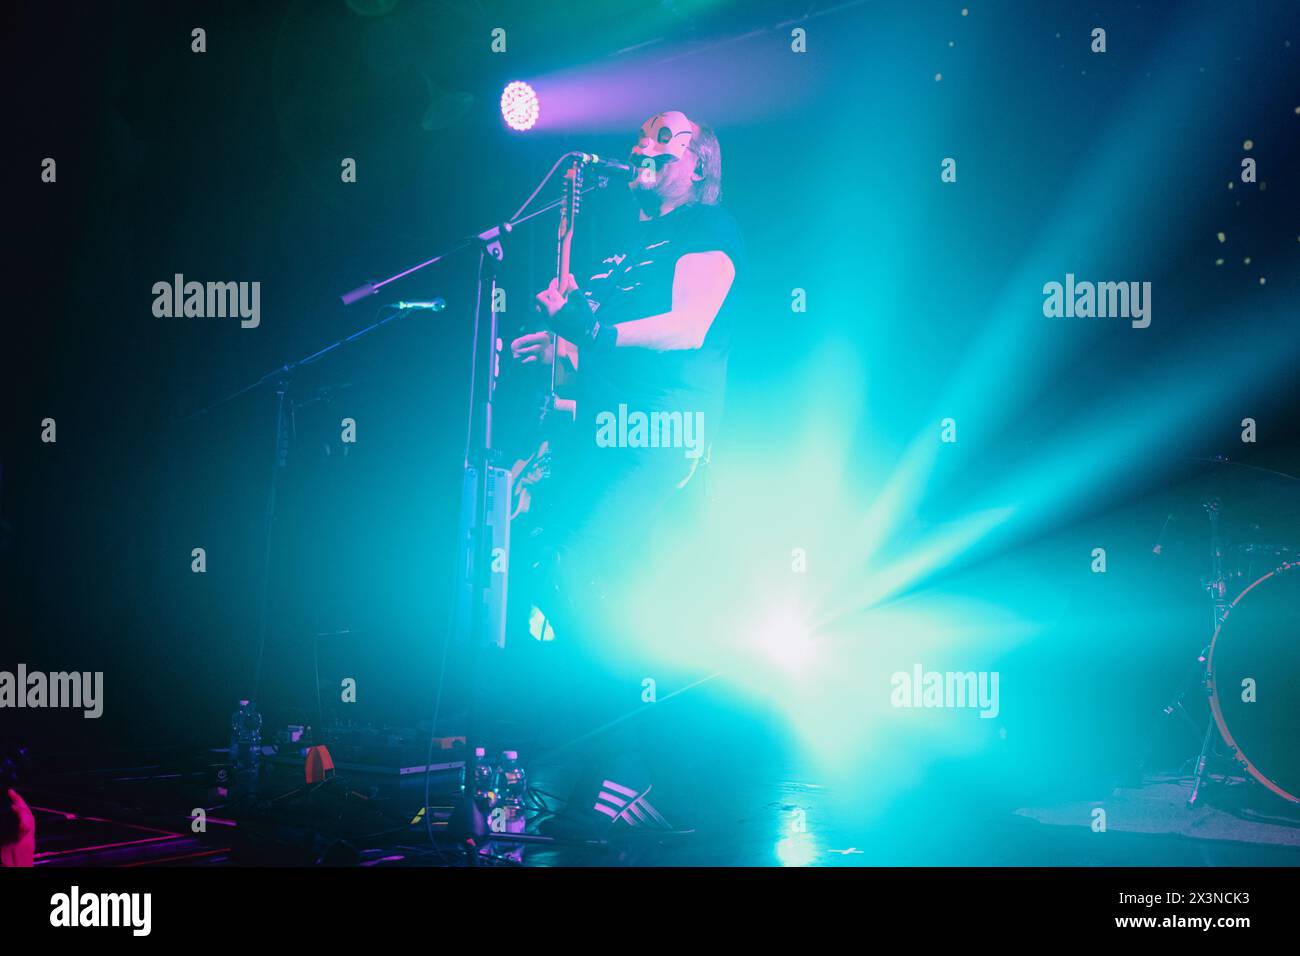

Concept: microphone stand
[[337, 182, 604, 308], [339, 173, 611, 865], [184, 303, 447, 721]]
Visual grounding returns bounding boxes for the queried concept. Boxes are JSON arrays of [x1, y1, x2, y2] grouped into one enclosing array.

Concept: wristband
[[589, 320, 617, 353]]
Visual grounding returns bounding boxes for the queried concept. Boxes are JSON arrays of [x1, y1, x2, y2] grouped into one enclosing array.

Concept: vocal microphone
[[572, 152, 637, 179], [390, 299, 447, 311]]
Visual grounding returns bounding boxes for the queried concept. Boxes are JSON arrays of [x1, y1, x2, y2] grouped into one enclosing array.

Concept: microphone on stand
[[390, 299, 447, 311], [572, 152, 637, 180]]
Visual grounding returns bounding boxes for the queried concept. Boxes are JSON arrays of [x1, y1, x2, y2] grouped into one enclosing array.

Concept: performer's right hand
[[510, 330, 554, 366]]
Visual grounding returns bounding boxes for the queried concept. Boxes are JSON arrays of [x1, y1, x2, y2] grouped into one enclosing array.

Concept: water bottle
[[492, 751, 527, 836], [482, 750, 526, 862], [229, 699, 262, 790], [470, 746, 494, 806]]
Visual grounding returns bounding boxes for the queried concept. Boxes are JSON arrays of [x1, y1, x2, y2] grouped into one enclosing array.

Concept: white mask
[[630, 110, 697, 183]]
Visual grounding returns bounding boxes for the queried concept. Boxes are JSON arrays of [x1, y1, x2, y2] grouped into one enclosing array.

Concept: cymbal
[[1164, 456, 1300, 542]]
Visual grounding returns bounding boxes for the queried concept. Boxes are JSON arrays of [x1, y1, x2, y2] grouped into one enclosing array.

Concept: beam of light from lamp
[[814, 9, 1285, 628]]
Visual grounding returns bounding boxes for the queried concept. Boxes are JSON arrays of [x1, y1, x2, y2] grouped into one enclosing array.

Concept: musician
[[510, 110, 744, 563], [507, 111, 744, 834]]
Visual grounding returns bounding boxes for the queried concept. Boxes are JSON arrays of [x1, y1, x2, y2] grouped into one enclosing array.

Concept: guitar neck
[[550, 163, 580, 396]]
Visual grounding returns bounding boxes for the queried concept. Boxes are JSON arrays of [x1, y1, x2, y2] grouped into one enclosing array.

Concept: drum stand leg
[[1186, 717, 1218, 809], [1122, 646, 1207, 790], [1185, 496, 1229, 809]]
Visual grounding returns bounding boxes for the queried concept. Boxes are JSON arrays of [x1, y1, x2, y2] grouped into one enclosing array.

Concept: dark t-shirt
[[577, 200, 745, 462], [548, 201, 744, 552]]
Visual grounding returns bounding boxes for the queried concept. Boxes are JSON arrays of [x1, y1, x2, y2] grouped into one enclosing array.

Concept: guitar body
[[509, 439, 549, 521]]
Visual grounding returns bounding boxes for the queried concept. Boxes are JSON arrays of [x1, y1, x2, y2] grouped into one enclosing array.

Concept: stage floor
[[20, 753, 1300, 867]]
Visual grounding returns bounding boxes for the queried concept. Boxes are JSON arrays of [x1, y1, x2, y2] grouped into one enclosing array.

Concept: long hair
[[691, 121, 722, 205]]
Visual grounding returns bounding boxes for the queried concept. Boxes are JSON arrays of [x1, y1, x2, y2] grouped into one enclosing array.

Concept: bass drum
[[1208, 561, 1300, 803]]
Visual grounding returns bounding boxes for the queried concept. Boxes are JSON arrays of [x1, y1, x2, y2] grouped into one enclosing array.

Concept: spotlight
[[500, 81, 539, 131], [775, 834, 818, 867], [756, 610, 814, 674]]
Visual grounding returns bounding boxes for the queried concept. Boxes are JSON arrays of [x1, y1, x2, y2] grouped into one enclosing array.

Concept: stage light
[[775, 834, 818, 867], [755, 610, 814, 675], [500, 81, 539, 131]]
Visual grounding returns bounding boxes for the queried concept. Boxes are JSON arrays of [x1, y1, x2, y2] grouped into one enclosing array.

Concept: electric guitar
[[510, 159, 582, 520]]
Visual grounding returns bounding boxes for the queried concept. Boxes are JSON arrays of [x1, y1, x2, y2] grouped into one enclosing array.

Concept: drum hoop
[[1206, 561, 1300, 804]]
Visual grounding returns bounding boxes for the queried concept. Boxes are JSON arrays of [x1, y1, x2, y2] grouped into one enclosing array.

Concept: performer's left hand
[[534, 273, 580, 322], [536, 273, 616, 352]]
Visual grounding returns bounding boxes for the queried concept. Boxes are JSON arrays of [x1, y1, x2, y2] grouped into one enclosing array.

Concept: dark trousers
[[511, 456, 712, 790]]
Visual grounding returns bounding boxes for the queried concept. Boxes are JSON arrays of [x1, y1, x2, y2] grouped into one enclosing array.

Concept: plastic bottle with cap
[[470, 746, 494, 807]]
